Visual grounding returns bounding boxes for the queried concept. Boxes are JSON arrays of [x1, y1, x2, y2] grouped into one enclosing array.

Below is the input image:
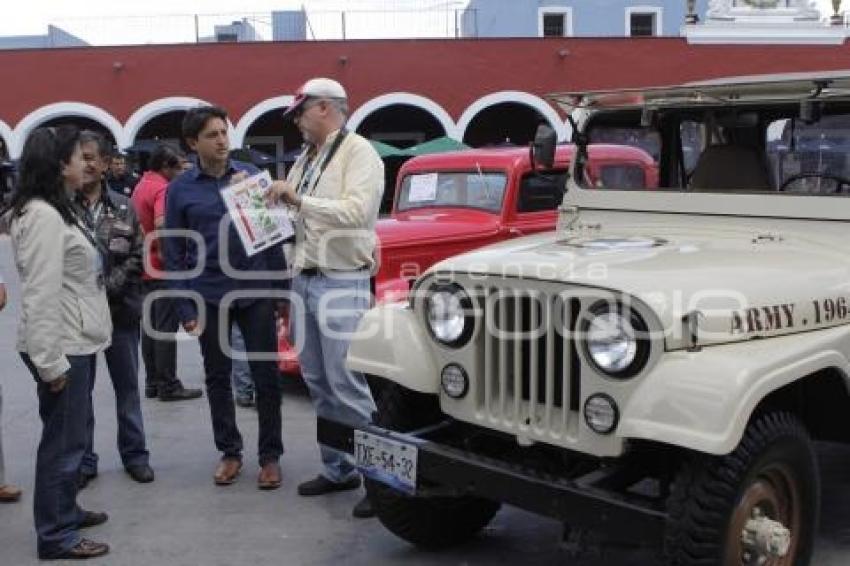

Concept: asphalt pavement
[[1, 238, 850, 566]]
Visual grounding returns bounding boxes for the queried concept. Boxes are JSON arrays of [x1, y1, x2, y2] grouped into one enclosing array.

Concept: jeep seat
[[689, 144, 773, 191]]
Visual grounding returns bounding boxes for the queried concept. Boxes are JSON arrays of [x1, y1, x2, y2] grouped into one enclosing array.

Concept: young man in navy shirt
[[164, 106, 285, 489]]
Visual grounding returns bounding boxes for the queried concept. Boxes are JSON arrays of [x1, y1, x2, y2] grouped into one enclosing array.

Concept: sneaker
[[159, 384, 203, 402], [297, 474, 361, 496], [0, 484, 22, 503]]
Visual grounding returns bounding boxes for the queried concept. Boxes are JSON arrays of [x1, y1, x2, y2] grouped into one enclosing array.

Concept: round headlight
[[426, 283, 473, 347], [441, 364, 469, 399], [582, 302, 650, 378], [584, 393, 619, 434]]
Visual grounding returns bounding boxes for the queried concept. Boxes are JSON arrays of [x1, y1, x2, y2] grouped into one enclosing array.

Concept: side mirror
[[530, 124, 557, 170]]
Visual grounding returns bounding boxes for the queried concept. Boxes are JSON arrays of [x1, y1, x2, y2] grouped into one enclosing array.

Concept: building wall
[[1, 36, 850, 155], [465, 0, 711, 37]]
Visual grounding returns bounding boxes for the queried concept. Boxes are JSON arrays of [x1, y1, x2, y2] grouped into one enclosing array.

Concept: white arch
[[123, 96, 235, 149], [347, 92, 459, 139], [0, 119, 12, 159], [11, 102, 125, 159], [232, 95, 295, 149], [456, 91, 570, 144]]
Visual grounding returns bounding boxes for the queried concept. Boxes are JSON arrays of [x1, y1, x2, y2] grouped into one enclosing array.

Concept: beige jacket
[[10, 199, 112, 382], [287, 130, 384, 271]]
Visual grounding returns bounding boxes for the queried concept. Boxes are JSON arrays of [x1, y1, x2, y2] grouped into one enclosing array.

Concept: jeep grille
[[477, 285, 582, 440]]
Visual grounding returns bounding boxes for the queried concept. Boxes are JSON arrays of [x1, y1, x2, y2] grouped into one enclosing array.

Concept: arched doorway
[[461, 102, 549, 148], [242, 108, 303, 180], [355, 104, 447, 149]]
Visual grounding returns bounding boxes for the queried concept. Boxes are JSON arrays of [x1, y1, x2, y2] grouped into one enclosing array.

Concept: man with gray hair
[[269, 77, 383, 518]]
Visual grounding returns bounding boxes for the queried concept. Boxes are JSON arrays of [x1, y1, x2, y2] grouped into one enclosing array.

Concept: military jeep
[[318, 71, 850, 565]]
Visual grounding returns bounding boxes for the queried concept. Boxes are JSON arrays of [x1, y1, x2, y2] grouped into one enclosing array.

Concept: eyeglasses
[[291, 97, 323, 120]]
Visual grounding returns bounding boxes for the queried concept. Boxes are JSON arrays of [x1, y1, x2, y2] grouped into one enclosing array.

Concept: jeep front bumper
[[317, 416, 667, 545]]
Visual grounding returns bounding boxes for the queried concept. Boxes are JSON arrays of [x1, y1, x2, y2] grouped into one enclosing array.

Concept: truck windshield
[[396, 171, 508, 212], [583, 109, 850, 196]]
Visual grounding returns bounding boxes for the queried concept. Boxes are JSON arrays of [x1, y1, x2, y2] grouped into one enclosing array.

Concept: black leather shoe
[[126, 464, 155, 483], [159, 385, 203, 402], [42, 538, 109, 560], [235, 393, 256, 408], [77, 471, 97, 490], [79, 510, 109, 529], [297, 474, 361, 496], [352, 495, 376, 519]]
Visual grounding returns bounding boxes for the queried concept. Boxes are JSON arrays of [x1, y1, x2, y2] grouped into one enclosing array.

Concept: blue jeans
[[81, 320, 149, 475], [230, 325, 254, 398], [197, 299, 283, 465], [291, 273, 376, 483], [21, 352, 93, 558]]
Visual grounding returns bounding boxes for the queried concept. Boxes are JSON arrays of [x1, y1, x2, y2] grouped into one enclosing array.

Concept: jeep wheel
[[365, 380, 501, 549], [665, 412, 819, 566]]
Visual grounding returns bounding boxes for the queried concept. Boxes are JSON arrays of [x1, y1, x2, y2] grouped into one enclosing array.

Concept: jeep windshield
[[396, 171, 507, 212], [549, 71, 850, 219]]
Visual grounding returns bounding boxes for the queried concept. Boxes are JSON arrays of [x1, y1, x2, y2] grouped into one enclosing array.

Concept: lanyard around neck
[[297, 129, 349, 196]]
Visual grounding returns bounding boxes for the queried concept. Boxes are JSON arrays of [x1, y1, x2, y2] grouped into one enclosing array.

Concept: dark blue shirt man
[[164, 105, 285, 490]]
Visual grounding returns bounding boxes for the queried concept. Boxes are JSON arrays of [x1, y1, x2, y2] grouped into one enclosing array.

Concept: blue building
[[463, 0, 711, 37]]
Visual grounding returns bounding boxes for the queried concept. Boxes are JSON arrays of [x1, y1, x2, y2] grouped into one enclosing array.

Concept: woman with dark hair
[[5, 126, 112, 560]]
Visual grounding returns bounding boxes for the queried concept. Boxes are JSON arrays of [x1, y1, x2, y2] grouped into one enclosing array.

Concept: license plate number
[[353, 430, 418, 495]]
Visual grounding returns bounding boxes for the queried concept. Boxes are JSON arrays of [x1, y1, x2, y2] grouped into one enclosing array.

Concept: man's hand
[[182, 319, 201, 336], [267, 181, 301, 209], [0, 282, 6, 311], [49, 374, 68, 393]]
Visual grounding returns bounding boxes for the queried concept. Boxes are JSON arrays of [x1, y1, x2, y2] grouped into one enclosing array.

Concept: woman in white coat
[[6, 126, 112, 560]]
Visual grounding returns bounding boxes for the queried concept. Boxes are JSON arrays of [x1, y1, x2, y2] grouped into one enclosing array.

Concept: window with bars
[[629, 12, 656, 36], [542, 13, 567, 37]]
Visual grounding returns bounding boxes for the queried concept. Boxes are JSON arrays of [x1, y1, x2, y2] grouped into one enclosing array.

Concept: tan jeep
[[318, 71, 850, 565]]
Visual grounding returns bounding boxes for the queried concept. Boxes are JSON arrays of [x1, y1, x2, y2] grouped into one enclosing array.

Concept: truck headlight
[[425, 283, 473, 347], [582, 302, 649, 378]]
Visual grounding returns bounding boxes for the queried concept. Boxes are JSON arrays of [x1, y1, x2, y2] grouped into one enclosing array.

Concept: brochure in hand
[[220, 170, 294, 256]]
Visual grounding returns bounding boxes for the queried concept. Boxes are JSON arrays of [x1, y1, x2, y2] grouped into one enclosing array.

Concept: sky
[[0, 0, 839, 42]]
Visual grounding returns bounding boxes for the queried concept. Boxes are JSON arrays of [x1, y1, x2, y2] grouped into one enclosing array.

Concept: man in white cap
[[269, 78, 383, 518]]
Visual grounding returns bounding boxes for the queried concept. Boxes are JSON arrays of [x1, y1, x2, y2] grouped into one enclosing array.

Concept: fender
[[619, 325, 850, 455], [346, 302, 439, 394], [374, 276, 412, 305]]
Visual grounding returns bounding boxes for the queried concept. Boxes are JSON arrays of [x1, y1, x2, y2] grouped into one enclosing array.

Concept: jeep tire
[[664, 412, 819, 566], [365, 380, 501, 549]]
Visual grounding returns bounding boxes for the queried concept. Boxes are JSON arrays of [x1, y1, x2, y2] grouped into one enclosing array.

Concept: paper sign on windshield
[[220, 170, 294, 256], [408, 173, 438, 203]]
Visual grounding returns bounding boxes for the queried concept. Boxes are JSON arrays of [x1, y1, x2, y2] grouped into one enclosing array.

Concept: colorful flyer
[[220, 170, 294, 256]]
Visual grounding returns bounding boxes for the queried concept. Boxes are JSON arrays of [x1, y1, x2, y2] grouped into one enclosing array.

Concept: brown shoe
[[213, 458, 242, 486], [0, 484, 22, 503], [41, 538, 109, 560], [257, 462, 282, 490]]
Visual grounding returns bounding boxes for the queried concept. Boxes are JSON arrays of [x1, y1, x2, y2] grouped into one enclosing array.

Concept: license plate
[[353, 430, 418, 495]]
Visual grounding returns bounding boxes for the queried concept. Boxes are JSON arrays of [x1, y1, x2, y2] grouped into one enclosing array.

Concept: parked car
[[317, 71, 850, 565], [277, 143, 658, 373]]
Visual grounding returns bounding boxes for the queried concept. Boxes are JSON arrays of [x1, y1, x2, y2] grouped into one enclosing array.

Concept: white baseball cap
[[283, 78, 347, 119]]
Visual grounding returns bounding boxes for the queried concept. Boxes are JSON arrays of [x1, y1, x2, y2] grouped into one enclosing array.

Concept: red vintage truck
[[277, 143, 658, 373]]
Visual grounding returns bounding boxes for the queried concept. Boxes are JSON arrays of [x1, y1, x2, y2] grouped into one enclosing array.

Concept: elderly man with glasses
[[269, 78, 384, 518]]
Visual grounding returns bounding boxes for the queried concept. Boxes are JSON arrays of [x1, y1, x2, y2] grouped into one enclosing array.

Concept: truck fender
[[346, 302, 439, 394], [618, 326, 850, 455]]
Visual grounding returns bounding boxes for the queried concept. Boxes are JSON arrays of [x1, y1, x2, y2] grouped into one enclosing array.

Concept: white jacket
[[10, 199, 111, 382]]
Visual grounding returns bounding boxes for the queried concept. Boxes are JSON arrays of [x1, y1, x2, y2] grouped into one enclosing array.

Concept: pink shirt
[[130, 171, 169, 280]]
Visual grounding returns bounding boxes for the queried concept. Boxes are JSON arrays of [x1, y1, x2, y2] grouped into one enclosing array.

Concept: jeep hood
[[429, 226, 850, 349]]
